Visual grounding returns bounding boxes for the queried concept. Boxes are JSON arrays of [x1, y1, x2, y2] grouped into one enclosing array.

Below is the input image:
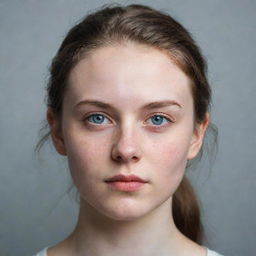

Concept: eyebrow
[[75, 99, 182, 111]]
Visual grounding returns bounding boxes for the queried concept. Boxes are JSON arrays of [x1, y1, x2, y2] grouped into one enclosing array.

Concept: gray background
[[0, 0, 255, 255]]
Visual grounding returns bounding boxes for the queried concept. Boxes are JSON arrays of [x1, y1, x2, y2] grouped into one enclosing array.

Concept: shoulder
[[33, 247, 48, 256], [206, 247, 224, 256]]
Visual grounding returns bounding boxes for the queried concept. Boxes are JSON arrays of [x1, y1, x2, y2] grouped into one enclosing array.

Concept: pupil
[[94, 115, 103, 123], [152, 115, 163, 125]]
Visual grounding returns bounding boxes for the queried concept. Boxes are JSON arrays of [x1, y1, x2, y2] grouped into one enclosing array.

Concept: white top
[[33, 247, 224, 256]]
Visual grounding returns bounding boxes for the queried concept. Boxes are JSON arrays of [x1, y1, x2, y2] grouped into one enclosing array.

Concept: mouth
[[105, 174, 147, 183], [104, 174, 148, 192]]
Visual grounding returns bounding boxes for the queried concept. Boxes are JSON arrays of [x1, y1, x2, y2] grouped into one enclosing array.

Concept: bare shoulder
[[185, 243, 208, 256], [175, 233, 208, 256], [47, 238, 74, 256]]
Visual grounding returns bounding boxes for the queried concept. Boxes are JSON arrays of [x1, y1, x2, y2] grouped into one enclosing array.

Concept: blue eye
[[86, 114, 108, 124], [86, 114, 170, 126], [148, 115, 169, 125]]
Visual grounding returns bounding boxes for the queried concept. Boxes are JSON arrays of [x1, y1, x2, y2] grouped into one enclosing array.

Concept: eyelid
[[145, 112, 175, 123]]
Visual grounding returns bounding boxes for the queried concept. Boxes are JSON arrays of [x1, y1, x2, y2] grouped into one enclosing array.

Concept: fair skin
[[47, 42, 209, 256]]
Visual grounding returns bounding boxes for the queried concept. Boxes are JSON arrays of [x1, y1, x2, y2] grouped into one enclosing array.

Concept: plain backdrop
[[0, 0, 255, 255]]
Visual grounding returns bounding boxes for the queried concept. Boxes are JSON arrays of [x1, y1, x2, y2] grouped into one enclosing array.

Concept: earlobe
[[187, 113, 209, 160], [47, 108, 67, 156]]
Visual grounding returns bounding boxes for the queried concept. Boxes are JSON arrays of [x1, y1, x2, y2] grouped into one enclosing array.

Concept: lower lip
[[106, 181, 146, 192]]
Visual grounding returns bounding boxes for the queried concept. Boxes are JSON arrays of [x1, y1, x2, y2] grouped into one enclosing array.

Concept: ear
[[47, 108, 67, 156], [187, 113, 209, 160]]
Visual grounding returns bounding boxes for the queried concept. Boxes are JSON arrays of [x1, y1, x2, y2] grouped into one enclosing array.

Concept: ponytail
[[172, 176, 203, 243]]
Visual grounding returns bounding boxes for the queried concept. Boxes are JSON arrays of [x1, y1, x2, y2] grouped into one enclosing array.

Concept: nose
[[111, 127, 142, 163]]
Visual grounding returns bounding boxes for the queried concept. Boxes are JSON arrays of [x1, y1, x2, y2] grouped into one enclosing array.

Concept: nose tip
[[111, 147, 140, 163], [111, 132, 141, 163]]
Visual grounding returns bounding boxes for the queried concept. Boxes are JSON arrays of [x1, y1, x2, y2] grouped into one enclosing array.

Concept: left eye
[[86, 114, 110, 124], [147, 115, 170, 126]]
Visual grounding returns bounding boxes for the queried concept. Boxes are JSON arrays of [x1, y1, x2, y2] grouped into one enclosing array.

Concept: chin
[[103, 210, 150, 222], [94, 198, 153, 222]]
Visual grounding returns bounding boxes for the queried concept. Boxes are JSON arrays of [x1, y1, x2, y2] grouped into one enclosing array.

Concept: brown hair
[[38, 3, 215, 243]]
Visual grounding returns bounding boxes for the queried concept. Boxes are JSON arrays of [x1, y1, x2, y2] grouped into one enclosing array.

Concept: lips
[[105, 174, 148, 192], [105, 174, 147, 183]]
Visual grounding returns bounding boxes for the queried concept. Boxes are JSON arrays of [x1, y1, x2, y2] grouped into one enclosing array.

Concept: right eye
[[85, 114, 111, 125]]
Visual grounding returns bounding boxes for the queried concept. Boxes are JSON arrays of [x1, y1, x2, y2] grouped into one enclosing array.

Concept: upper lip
[[105, 174, 147, 183]]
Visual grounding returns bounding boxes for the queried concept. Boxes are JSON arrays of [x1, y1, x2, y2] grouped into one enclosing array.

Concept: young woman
[[34, 4, 223, 256]]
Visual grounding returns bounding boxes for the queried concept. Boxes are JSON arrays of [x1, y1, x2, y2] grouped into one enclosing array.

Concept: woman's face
[[49, 42, 207, 221]]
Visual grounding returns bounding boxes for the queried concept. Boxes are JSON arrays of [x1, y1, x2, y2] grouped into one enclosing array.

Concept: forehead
[[66, 42, 193, 109]]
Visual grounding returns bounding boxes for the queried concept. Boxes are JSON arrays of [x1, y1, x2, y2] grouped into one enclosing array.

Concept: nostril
[[111, 152, 123, 162], [111, 138, 142, 163], [111, 150, 140, 163], [116, 155, 122, 161]]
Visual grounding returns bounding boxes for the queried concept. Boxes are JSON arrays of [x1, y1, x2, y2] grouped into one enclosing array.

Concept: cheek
[[149, 140, 189, 189], [64, 135, 108, 185]]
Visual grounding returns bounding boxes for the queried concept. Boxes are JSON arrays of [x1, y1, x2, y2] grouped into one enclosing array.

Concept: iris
[[87, 114, 106, 124], [149, 115, 168, 125]]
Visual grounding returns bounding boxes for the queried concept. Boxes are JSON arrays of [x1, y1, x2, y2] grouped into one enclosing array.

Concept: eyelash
[[84, 113, 173, 128]]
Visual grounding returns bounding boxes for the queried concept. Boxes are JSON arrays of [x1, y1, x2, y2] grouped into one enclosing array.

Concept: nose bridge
[[111, 120, 141, 163], [118, 124, 136, 147]]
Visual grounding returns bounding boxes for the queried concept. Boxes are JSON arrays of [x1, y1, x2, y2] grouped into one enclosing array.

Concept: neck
[[64, 197, 191, 256]]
